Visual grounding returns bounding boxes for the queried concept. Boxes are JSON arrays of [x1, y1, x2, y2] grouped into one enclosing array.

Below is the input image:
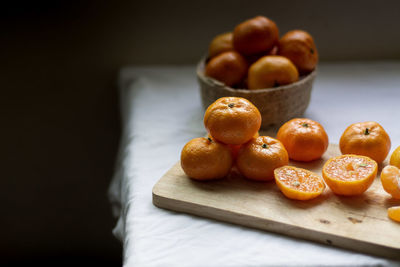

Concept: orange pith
[[322, 154, 377, 196], [388, 206, 400, 222], [380, 165, 400, 199], [274, 166, 325, 200]]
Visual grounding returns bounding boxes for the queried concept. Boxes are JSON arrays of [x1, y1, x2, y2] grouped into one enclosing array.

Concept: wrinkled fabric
[[109, 64, 400, 267]]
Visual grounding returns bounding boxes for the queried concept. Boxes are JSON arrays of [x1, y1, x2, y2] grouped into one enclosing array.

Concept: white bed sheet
[[109, 63, 400, 266]]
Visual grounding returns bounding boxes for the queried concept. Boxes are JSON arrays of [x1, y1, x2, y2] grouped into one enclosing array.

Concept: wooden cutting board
[[152, 144, 400, 259]]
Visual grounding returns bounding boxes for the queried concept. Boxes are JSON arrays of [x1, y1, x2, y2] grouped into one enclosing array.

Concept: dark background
[[2, 0, 400, 265]]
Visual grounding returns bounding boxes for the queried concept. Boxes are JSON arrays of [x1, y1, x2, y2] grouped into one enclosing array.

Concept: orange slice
[[381, 165, 400, 199], [322, 154, 377, 196], [388, 206, 400, 222], [274, 166, 325, 200]]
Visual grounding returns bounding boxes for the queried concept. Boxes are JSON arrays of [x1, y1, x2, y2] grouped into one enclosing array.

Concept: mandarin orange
[[389, 146, 400, 168], [388, 206, 400, 222], [277, 118, 329, 162], [247, 55, 299, 89], [274, 166, 325, 200], [322, 154, 377, 196], [278, 30, 318, 74], [208, 32, 234, 59], [339, 121, 391, 163], [204, 97, 261, 145], [380, 165, 400, 199], [233, 16, 279, 56], [205, 51, 248, 87], [226, 132, 259, 160], [181, 137, 233, 180], [236, 136, 288, 181]]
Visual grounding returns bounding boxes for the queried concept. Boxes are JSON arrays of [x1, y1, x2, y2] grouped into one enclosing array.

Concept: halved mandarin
[[380, 165, 400, 199], [388, 206, 400, 222], [274, 166, 325, 200], [322, 154, 377, 196]]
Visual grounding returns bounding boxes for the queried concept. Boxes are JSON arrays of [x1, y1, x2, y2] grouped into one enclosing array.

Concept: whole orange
[[388, 206, 400, 222], [227, 132, 259, 160], [277, 118, 329, 162], [204, 97, 261, 145], [181, 137, 233, 180], [380, 165, 400, 199], [247, 55, 299, 89], [208, 32, 234, 59], [389, 145, 400, 168], [339, 121, 391, 163], [205, 51, 248, 87], [233, 16, 279, 56], [278, 30, 318, 74], [236, 136, 288, 181]]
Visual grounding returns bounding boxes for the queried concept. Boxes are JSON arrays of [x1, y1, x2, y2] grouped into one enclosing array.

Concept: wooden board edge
[[152, 186, 400, 260]]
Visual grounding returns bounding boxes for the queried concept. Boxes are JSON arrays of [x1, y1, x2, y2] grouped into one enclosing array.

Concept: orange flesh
[[324, 155, 375, 182], [275, 166, 324, 192]]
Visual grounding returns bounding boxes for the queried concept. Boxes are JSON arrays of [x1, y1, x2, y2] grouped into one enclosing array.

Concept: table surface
[[109, 62, 400, 267]]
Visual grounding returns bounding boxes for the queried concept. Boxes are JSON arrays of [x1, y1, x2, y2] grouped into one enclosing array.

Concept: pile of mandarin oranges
[[204, 16, 318, 89], [181, 96, 400, 223]]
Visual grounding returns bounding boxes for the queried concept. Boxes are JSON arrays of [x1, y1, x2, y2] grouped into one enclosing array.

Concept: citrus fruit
[[322, 154, 378, 196], [204, 97, 261, 145], [208, 32, 234, 58], [233, 16, 279, 56], [388, 206, 400, 222], [278, 30, 318, 74], [247, 55, 299, 89], [205, 51, 248, 87], [277, 118, 329, 162], [226, 132, 259, 160], [339, 121, 391, 163], [380, 165, 400, 199], [181, 137, 233, 180], [390, 146, 400, 168], [274, 166, 325, 200], [236, 136, 288, 181]]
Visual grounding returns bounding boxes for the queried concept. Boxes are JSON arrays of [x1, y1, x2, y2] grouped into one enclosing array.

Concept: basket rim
[[196, 57, 317, 94]]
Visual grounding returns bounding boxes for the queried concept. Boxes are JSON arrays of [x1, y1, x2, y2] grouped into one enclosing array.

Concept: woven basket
[[197, 58, 317, 130]]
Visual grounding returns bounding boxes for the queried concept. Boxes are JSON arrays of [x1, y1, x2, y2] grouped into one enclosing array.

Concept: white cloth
[[109, 63, 400, 267]]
